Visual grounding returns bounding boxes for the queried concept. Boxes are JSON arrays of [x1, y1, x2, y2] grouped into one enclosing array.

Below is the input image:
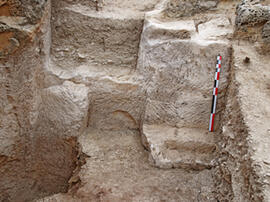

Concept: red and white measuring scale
[[209, 55, 222, 132]]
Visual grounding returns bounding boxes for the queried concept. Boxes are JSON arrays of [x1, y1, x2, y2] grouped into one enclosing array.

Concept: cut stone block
[[39, 81, 89, 137], [137, 16, 233, 129], [87, 78, 146, 130], [142, 124, 216, 170], [45, 63, 146, 131], [51, 1, 144, 69]]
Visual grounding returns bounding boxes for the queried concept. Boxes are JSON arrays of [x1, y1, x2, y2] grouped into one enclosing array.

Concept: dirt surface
[[2, 0, 270, 201], [232, 42, 270, 201], [38, 129, 216, 202]]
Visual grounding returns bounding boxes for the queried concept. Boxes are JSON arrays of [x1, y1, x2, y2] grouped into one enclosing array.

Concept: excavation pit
[[1, 0, 270, 202]]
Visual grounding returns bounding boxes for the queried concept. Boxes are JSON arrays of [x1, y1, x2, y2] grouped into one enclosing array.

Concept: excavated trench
[[1, 0, 270, 202]]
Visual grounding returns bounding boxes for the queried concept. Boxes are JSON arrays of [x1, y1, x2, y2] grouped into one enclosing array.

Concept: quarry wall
[[0, 0, 270, 201]]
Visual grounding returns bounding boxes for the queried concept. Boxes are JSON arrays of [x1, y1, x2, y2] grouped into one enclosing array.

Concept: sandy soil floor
[[38, 129, 216, 202]]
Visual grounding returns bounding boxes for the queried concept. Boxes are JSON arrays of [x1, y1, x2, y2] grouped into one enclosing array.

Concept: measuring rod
[[209, 55, 222, 132]]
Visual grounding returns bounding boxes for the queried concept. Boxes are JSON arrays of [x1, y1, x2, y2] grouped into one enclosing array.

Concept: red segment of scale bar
[[209, 55, 222, 132]]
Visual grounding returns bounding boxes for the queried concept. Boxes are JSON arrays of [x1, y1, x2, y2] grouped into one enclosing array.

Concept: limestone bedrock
[[1, 0, 270, 202], [137, 1, 232, 169]]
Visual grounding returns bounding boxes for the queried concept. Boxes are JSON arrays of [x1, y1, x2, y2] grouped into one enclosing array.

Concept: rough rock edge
[[214, 47, 265, 202], [66, 140, 89, 195], [234, 0, 270, 53], [163, 0, 220, 18], [141, 125, 216, 170], [0, 0, 48, 24], [0, 1, 91, 201]]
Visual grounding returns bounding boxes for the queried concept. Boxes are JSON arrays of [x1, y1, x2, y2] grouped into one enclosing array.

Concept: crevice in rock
[[66, 138, 89, 195]]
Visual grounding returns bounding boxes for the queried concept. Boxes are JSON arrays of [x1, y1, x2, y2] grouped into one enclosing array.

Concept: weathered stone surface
[[0, 0, 47, 24], [50, 0, 144, 70], [164, 0, 219, 18], [235, 0, 270, 49], [262, 21, 270, 42], [46, 0, 150, 130], [0, 1, 85, 201], [45, 63, 146, 130], [137, 14, 232, 129], [2, 0, 270, 201], [61, 0, 160, 12], [215, 44, 270, 202], [134, 1, 235, 173], [39, 81, 89, 137], [0, 18, 30, 57], [142, 124, 216, 170], [235, 0, 270, 27], [87, 78, 146, 130], [14, 81, 88, 202], [0, 1, 52, 200]]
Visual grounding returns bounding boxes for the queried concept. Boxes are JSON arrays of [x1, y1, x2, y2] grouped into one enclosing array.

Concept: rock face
[[262, 21, 270, 42], [142, 124, 216, 170], [47, 0, 148, 131], [51, 0, 144, 70], [137, 1, 232, 169], [0, 1, 87, 201], [87, 77, 146, 130], [26, 81, 89, 201], [214, 2, 270, 200], [39, 81, 89, 137], [36, 128, 217, 202], [215, 44, 270, 202], [235, 0, 270, 52], [235, 0, 270, 27], [1, 0, 270, 202], [138, 11, 232, 129], [0, 1, 53, 201], [0, 0, 47, 24], [164, 0, 219, 18]]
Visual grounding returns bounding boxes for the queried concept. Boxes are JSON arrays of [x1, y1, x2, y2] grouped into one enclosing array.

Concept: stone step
[[137, 13, 233, 129], [46, 61, 140, 84], [44, 62, 146, 131], [141, 124, 216, 170], [143, 18, 197, 42], [51, 3, 144, 70], [55, 0, 160, 16]]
